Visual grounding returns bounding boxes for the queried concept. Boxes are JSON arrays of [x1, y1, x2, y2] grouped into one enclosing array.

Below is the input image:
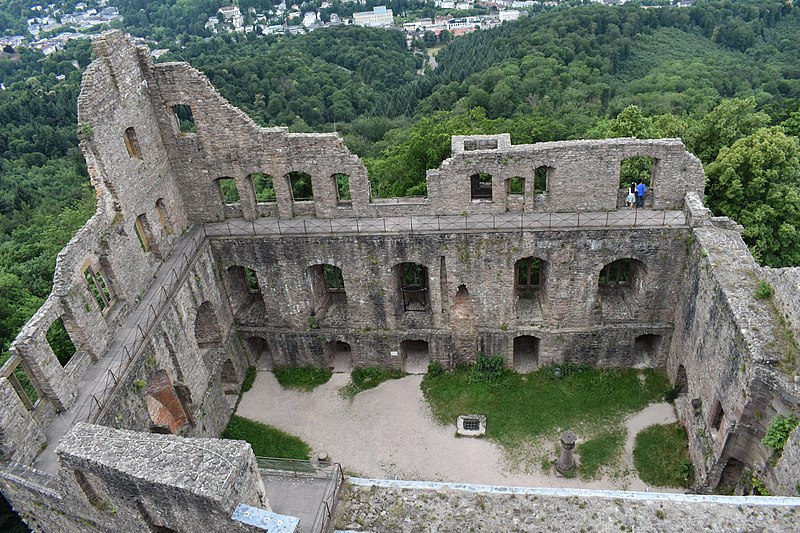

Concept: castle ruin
[[0, 31, 798, 531]]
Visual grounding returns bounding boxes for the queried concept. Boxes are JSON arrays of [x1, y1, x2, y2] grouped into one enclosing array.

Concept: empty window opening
[[401, 339, 430, 374], [516, 257, 542, 296], [325, 341, 353, 373], [84, 266, 113, 311], [195, 301, 223, 347], [74, 470, 111, 512], [675, 364, 688, 394], [398, 262, 429, 312], [244, 267, 260, 293], [710, 400, 724, 432], [123, 127, 141, 158], [251, 173, 276, 203], [46, 318, 77, 366], [717, 458, 745, 494], [221, 359, 238, 384], [246, 336, 272, 369], [513, 335, 540, 373], [507, 177, 525, 195], [287, 171, 313, 201], [155, 198, 172, 234], [172, 104, 196, 134], [533, 166, 553, 194], [308, 264, 347, 320], [9, 363, 39, 409], [217, 177, 240, 205], [464, 139, 498, 151], [134, 214, 160, 257], [452, 284, 476, 320], [470, 173, 493, 200], [633, 334, 661, 368], [137, 500, 178, 533], [333, 173, 351, 204], [463, 418, 481, 431], [599, 258, 632, 287], [620, 156, 654, 188]]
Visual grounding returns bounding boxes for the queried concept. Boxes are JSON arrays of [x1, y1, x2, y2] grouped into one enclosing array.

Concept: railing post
[[227, 220, 232, 236], [634, 210, 638, 227], [577, 212, 581, 227], [492, 215, 496, 230], [663, 211, 666, 226], [549, 213, 552, 228], [330, 219, 333, 234], [605, 212, 609, 227], [383, 218, 387, 232], [410, 217, 414, 232], [277, 219, 282, 235], [137, 324, 146, 338], [356, 218, 360, 234], [202, 224, 208, 237]]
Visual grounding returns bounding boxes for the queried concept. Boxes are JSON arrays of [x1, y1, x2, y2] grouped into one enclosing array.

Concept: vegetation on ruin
[[421, 363, 669, 448], [241, 366, 258, 393], [339, 367, 406, 399], [221, 415, 311, 460], [632, 423, 693, 488], [762, 414, 800, 454], [578, 428, 626, 480], [273, 366, 333, 391]]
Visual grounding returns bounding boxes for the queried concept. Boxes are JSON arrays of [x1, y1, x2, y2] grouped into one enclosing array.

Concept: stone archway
[[401, 339, 429, 374]]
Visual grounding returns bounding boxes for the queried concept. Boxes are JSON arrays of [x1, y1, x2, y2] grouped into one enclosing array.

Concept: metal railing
[[71, 230, 207, 425], [203, 209, 686, 238], [256, 457, 345, 533]]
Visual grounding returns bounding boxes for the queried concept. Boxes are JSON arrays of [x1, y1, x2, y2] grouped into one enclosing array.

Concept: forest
[[2, 0, 800, 528]]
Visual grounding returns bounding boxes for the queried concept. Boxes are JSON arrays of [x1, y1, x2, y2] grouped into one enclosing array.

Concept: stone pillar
[[556, 431, 577, 475]]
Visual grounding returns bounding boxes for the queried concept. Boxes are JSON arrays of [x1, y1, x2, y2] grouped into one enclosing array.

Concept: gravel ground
[[237, 372, 680, 491]]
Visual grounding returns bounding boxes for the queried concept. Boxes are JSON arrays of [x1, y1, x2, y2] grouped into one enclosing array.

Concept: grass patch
[[339, 367, 405, 399], [221, 415, 311, 459], [578, 428, 626, 480], [421, 364, 669, 448], [273, 366, 332, 391], [633, 423, 693, 488]]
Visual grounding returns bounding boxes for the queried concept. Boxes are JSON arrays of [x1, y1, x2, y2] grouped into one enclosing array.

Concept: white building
[[352, 6, 393, 27], [499, 9, 520, 22]]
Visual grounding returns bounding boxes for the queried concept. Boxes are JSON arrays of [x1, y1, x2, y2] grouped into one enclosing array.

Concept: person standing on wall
[[635, 180, 647, 208], [627, 182, 636, 209]]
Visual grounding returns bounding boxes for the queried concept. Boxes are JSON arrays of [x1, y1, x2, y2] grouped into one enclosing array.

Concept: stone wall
[[667, 194, 799, 492]]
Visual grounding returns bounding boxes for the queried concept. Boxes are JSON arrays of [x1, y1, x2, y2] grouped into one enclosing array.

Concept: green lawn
[[421, 364, 669, 448], [221, 415, 311, 459], [273, 366, 332, 391], [633, 423, 693, 488], [339, 367, 406, 399], [578, 428, 627, 479]]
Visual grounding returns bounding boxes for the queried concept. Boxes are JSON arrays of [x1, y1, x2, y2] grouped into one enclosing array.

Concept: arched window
[[123, 127, 141, 158], [216, 177, 240, 205], [515, 257, 543, 295], [599, 258, 632, 287], [513, 335, 540, 373], [250, 173, 276, 203], [195, 301, 222, 347]]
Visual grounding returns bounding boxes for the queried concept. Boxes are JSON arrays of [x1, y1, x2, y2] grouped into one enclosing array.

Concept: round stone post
[[556, 431, 577, 475]]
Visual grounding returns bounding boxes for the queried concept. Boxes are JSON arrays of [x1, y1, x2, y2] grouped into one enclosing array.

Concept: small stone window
[[8, 362, 39, 409], [84, 266, 113, 311], [507, 177, 524, 195], [710, 400, 724, 432], [251, 173, 276, 203], [134, 214, 160, 257], [333, 173, 351, 205], [470, 173, 493, 200], [74, 470, 111, 512], [398, 262, 429, 312], [324, 264, 345, 292], [217, 177, 240, 205], [533, 166, 553, 194], [244, 267, 260, 293], [599, 258, 631, 286], [46, 317, 77, 366], [172, 104, 196, 134], [155, 198, 172, 234], [123, 127, 142, 158], [516, 257, 542, 295], [286, 171, 313, 201]]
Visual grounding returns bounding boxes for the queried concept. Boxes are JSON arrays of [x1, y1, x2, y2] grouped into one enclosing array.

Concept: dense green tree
[[686, 98, 771, 164], [706, 127, 800, 267]]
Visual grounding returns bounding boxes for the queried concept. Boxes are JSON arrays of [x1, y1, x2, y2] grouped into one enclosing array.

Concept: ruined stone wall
[[1, 424, 270, 533], [667, 194, 799, 492], [212, 225, 686, 371]]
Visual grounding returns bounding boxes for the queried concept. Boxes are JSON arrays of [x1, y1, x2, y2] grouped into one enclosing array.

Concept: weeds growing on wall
[[633, 423, 693, 488], [762, 415, 800, 454], [273, 366, 333, 391], [339, 367, 405, 399], [221, 415, 311, 459], [421, 363, 669, 448]]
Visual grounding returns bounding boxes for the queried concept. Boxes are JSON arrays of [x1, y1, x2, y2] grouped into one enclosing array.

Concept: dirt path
[[237, 373, 681, 491]]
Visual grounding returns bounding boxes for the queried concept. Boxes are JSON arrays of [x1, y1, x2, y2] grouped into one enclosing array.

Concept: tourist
[[626, 182, 636, 209], [635, 181, 647, 208]]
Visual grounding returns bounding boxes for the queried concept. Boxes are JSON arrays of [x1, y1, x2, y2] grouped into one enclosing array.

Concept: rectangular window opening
[[84, 267, 112, 310], [124, 127, 142, 158], [217, 178, 240, 205], [534, 167, 550, 194], [46, 318, 77, 366], [251, 173, 276, 203], [334, 173, 351, 204], [172, 104, 196, 134], [244, 267, 260, 293], [9, 364, 39, 408]]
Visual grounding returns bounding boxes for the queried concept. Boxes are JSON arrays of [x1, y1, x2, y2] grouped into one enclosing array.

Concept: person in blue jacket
[[635, 181, 646, 208]]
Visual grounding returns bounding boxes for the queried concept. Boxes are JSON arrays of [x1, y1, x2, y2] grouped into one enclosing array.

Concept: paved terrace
[[32, 209, 686, 475]]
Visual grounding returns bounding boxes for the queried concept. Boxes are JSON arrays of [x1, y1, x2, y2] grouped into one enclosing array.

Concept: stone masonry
[[0, 30, 798, 531]]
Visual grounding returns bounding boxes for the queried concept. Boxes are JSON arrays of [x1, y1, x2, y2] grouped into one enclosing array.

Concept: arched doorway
[[325, 341, 353, 373], [401, 340, 429, 374], [513, 335, 540, 373]]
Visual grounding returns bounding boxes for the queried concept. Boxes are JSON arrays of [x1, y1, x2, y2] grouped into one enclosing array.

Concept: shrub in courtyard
[[468, 353, 507, 384]]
